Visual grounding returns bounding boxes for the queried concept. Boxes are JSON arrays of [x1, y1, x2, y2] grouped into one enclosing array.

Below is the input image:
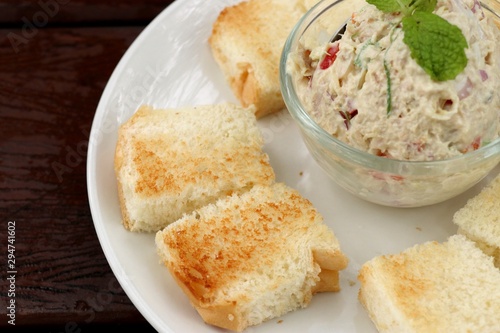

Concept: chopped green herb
[[354, 40, 377, 68], [384, 60, 393, 115]]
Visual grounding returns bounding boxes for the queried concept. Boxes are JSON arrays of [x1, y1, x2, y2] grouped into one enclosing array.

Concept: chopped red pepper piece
[[471, 136, 481, 150], [370, 171, 404, 182], [460, 136, 481, 153], [320, 44, 340, 70]]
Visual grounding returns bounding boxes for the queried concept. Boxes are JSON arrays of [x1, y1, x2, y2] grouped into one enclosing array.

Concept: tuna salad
[[288, 0, 500, 161]]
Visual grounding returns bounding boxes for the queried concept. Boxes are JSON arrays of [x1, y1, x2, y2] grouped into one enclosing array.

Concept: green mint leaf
[[402, 11, 468, 81], [409, 0, 437, 13], [365, 0, 403, 13]]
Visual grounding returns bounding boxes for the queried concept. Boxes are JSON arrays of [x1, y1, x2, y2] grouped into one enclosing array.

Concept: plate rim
[[86, 1, 194, 331]]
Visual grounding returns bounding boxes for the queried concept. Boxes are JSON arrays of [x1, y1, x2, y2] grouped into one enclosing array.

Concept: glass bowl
[[280, 0, 500, 207]]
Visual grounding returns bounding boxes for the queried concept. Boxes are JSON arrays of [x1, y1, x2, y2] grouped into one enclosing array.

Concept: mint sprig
[[367, 0, 437, 14], [366, 0, 468, 81], [402, 12, 468, 80]]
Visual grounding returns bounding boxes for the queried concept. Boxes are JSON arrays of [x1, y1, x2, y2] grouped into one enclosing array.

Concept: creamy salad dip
[[288, 0, 500, 161]]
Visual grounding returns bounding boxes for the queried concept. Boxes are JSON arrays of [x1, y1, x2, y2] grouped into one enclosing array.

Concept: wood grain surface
[[0, 0, 172, 25], [0, 1, 174, 331]]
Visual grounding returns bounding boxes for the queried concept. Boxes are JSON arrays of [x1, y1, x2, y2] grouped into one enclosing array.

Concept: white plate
[[86, 0, 500, 332]]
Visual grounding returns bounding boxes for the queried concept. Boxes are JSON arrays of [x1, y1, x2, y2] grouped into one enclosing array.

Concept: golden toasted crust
[[119, 106, 274, 200], [114, 104, 275, 232], [209, 0, 311, 118], [453, 172, 500, 267], [155, 183, 348, 331], [359, 247, 435, 313], [164, 200, 306, 298], [357, 235, 500, 332], [161, 191, 346, 299], [162, 251, 341, 331], [166, 265, 245, 332]]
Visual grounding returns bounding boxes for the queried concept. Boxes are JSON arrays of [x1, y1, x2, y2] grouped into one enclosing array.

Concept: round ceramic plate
[[86, 0, 500, 332]]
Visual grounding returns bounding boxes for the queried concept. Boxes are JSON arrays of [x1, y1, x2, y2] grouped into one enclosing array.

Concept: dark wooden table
[[0, 1, 177, 331]]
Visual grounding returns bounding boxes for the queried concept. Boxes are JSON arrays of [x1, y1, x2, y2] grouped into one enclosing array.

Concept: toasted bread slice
[[209, 0, 319, 118], [358, 235, 500, 333], [114, 103, 275, 232], [453, 172, 500, 268], [155, 183, 349, 332]]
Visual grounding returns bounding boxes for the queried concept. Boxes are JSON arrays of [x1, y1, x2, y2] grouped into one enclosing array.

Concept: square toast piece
[[358, 235, 500, 332], [209, 0, 318, 118], [155, 182, 349, 332], [114, 103, 275, 232], [453, 172, 500, 267]]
